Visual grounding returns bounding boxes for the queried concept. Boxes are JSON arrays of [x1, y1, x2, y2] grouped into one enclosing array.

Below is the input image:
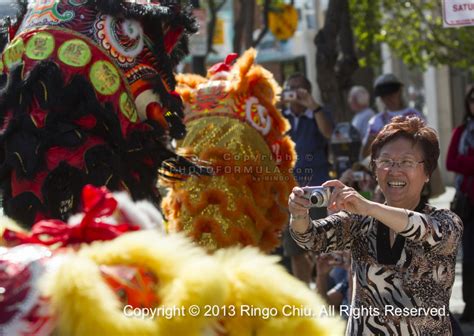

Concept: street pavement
[[430, 187, 474, 335]]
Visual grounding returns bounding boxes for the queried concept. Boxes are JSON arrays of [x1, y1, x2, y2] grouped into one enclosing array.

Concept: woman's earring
[[425, 178, 429, 183]]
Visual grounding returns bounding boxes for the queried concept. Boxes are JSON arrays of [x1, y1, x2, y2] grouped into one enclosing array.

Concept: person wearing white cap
[[361, 73, 423, 158]]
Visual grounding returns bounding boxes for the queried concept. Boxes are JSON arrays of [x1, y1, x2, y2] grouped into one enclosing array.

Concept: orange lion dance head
[[162, 49, 296, 252]]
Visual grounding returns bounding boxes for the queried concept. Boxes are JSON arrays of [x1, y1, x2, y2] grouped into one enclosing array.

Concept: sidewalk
[[430, 187, 474, 335]]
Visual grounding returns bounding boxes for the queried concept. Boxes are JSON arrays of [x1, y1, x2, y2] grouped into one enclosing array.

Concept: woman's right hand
[[288, 186, 310, 216]]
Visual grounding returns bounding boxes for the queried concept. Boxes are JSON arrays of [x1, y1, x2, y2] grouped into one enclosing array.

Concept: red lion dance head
[[0, 0, 202, 227]]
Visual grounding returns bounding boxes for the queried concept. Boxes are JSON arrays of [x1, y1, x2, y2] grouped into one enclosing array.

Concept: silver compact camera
[[303, 186, 331, 207], [282, 90, 297, 101]]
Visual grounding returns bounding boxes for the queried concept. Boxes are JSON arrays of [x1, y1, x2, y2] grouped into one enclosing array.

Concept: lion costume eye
[[97, 16, 145, 63]]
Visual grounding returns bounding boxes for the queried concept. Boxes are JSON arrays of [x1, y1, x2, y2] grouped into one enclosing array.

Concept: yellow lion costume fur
[[0, 189, 344, 336], [162, 49, 296, 252]]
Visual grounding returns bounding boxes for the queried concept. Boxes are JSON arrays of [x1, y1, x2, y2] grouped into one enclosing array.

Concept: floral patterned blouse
[[290, 203, 463, 335]]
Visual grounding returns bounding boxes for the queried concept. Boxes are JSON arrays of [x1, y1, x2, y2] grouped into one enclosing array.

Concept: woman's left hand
[[322, 180, 372, 216]]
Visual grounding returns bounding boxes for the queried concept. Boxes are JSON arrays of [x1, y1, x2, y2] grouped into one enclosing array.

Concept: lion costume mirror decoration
[[162, 49, 296, 252], [0, 0, 203, 228]]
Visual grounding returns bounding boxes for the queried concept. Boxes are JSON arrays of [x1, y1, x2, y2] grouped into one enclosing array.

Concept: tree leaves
[[349, 0, 474, 72]]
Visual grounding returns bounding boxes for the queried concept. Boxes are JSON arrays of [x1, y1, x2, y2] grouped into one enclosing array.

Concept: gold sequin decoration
[[163, 116, 292, 251]]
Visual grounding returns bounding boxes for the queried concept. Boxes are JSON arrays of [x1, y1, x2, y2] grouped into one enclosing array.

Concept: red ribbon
[[3, 185, 140, 247], [208, 53, 239, 75]]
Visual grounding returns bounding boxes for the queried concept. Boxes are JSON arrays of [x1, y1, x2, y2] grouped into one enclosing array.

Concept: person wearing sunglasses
[[288, 116, 462, 335]]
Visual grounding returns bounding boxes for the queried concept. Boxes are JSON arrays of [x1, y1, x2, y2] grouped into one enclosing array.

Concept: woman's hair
[[370, 116, 439, 176], [463, 86, 474, 124]]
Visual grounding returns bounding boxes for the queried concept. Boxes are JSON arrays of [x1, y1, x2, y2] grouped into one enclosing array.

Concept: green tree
[[315, 0, 359, 122], [350, 0, 474, 71], [318, 0, 474, 121], [191, 0, 227, 75], [192, 0, 272, 73], [233, 0, 276, 53]]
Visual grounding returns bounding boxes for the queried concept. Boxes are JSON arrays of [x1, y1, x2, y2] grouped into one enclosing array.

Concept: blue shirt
[[283, 108, 333, 187], [351, 107, 375, 139]]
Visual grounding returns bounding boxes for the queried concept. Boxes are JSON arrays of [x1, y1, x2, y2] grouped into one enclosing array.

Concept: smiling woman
[[369, 117, 439, 210], [288, 116, 463, 335]]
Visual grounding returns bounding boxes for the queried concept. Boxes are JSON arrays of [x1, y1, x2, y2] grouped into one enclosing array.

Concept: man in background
[[281, 73, 333, 284], [361, 73, 422, 158]]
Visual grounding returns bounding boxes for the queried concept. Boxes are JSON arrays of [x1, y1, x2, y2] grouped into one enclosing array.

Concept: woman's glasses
[[374, 158, 424, 170]]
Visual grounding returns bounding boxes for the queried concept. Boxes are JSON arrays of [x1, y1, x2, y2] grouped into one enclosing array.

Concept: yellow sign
[[213, 17, 225, 45], [268, 4, 298, 41]]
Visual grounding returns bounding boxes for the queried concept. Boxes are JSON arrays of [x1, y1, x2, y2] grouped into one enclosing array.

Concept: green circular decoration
[[3, 38, 25, 69], [119, 92, 138, 122], [58, 39, 91, 67], [0, 59, 3, 73], [90, 61, 121, 96], [25, 32, 55, 60]]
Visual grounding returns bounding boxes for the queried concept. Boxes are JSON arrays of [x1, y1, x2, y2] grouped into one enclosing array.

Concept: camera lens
[[310, 192, 323, 206], [304, 187, 330, 208]]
